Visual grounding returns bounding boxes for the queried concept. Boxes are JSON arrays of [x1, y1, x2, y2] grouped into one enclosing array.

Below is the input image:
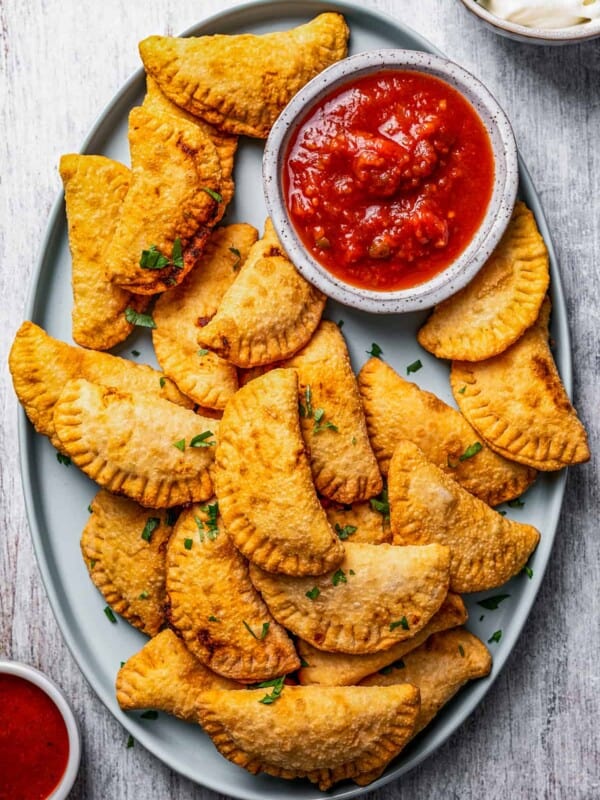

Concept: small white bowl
[[0, 660, 81, 799], [458, 0, 600, 44], [263, 49, 518, 314]]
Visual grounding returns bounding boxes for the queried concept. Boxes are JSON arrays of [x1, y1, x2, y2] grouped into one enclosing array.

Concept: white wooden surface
[[1, 1, 599, 798]]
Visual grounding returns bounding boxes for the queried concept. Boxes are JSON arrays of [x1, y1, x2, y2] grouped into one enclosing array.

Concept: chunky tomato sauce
[[284, 70, 495, 291], [0, 674, 69, 800]]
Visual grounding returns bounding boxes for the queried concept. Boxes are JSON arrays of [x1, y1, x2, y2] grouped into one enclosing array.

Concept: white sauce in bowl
[[480, 0, 600, 28]]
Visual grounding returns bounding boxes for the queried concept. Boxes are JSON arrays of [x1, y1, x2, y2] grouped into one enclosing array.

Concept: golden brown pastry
[[249, 542, 450, 654], [418, 202, 550, 361], [143, 74, 237, 213], [324, 500, 392, 545], [360, 628, 492, 736], [388, 440, 540, 593], [116, 629, 242, 721], [152, 224, 258, 409], [105, 106, 222, 293], [53, 379, 216, 507], [196, 683, 419, 790], [166, 505, 299, 683], [451, 298, 590, 470], [81, 490, 171, 636], [8, 322, 191, 447], [139, 13, 350, 138], [215, 368, 343, 576], [197, 219, 326, 368], [297, 593, 467, 686], [358, 357, 537, 506], [283, 321, 382, 504], [59, 154, 149, 350]]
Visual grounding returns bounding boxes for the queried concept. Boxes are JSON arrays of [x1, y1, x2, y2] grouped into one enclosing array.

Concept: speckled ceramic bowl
[[263, 49, 518, 314], [0, 660, 81, 799], [458, 0, 600, 44]]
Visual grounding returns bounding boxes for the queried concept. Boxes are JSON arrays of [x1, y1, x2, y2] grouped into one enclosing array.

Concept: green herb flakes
[[202, 187, 223, 203], [508, 498, 525, 508], [126, 734, 135, 748], [458, 644, 465, 657], [208, 615, 220, 623], [305, 586, 320, 600], [141, 517, 160, 542], [159, 376, 166, 388], [477, 594, 510, 611], [300, 658, 310, 668], [334, 523, 357, 541], [173, 438, 186, 452], [257, 675, 285, 705], [138, 590, 149, 600], [89, 560, 97, 570], [243, 620, 270, 640], [389, 616, 409, 631], [190, 431, 216, 448], [56, 452, 71, 466], [458, 386, 467, 394], [197, 348, 209, 356], [104, 606, 117, 624], [166, 508, 179, 526], [332, 569, 347, 586], [488, 630, 502, 644], [406, 359, 422, 374], [184, 538, 193, 550], [459, 442, 483, 461], [87, 504, 93, 514], [366, 342, 383, 359], [337, 319, 344, 329], [523, 565, 533, 579], [370, 487, 390, 519], [229, 246, 241, 271], [125, 307, 156, 329], [139, 244, 169, 270], [380, 658, 405, 675]]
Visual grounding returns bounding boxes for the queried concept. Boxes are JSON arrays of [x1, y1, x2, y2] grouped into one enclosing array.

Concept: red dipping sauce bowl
[[263, 50, 518, 313], [0, 661, 81, 800]]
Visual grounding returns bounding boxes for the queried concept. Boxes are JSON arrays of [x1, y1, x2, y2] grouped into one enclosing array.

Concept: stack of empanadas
[[8, 11, 590, 794]]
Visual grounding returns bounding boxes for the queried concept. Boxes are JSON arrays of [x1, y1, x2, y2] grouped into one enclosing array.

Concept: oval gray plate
[[19, 1, 569, 798]]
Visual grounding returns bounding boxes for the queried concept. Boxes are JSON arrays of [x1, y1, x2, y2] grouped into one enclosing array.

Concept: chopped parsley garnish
[[406, 359, 422, 374], [508, 498, 525, 508], [104, 606, 117, 623], [89, 560, 97, 570], [332, 569, 347, 586], [139, 238, 184, 271], [197, 348, 209, 356], [183, 538, 193, 550], [125, 307, 156, 329], [488, 630, 502, 644], [300, 658, 310, 668], [349, 569, 355, 576], [256, 676, 285, 705], [366, 342, 383, 359], [304, 385, 313, 418], [458, 386, 467, 394], [459, 442, 483, 461], [138, 590, 149, 600], [523, 565, 533, 579], [477, 594, 510, 610], [380, 659, 405, 675], [196, 502, 219, 540], [126, 734, 135, 748], [56, 452, 71, 466], [141, 517, 160, 542], [120, 661, 125, 668], [305, 586, 320, 600], [159, 376, 166, 388], [173, 438, 186, 452], [458, 644, 465, 657], [337, 319, 344, 329], [479, 615, 485, 622], [190, 430, 216, 448], [370, 487, 390, 520], [229, 246, 241, 271], [208, 615, 220, 622], [202, 187, 223, 203], [243, 620, 270, 640], [313, 408, 338, 434], [131, 349, 140, 357], [334, 523, 357, 540], [498, 510, 507, 516], [87, 504, 93, 513], [351, 436, 357, 445], [389, 616, 409, 631], [140, 710, 158, 720]]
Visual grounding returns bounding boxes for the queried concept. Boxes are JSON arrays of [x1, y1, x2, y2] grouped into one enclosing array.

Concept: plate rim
[[18, 1, 570, 797]]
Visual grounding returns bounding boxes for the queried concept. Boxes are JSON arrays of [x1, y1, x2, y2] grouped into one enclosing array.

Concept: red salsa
[[0, 674, 69, 800], [284, 70, 495, 291]]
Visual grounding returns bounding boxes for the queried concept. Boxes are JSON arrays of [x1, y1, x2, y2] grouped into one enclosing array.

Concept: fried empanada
[[283, 321, 382, 504], [360, 628, 492, 737], [53, 379, 216, 507], [197, 219, 326, 367], [297, 592, 467, 686], [142, 75, 238, 215], [418, 202, 550, 361], [215, 368, 343, 575], [152, 224, 257, 409], [451, 298, 590, 470], [139, 13, 349, 139], [105, 106, 222, 294], [388, 440, 540, 593], [249, 542, 450, 654], [197, 683, 419, 790], [81, 490, 171, 636], [116, 629, 242, 721], [8, 322, 191, 446], [358, 357, 537, 506], [166, 505, 299, 683], [59, 154, 150, 350], [324, 500, 391, 545]]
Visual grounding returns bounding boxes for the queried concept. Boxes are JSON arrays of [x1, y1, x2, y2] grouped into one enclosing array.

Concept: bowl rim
[[0, 659, 81, 800], [458, 0, 600, 42], [263, 48, 518, 314]]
